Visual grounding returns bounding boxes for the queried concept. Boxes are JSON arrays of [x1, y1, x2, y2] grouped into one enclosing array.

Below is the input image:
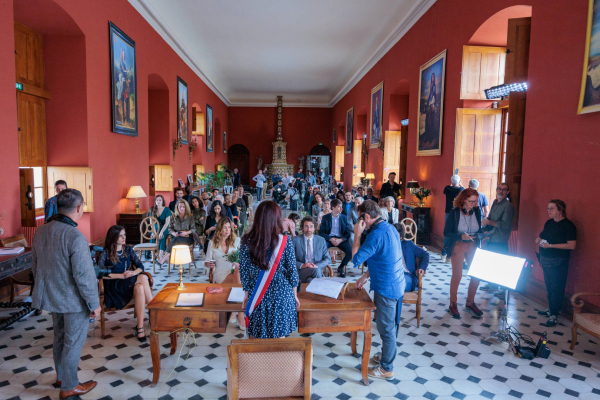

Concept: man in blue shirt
[[354, 200, 404, 381], [44, 180, 68, 223]]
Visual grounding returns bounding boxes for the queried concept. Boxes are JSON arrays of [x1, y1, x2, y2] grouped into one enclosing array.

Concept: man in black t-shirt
[[379, 172, 402, 207], [441, 175, 464, 262]]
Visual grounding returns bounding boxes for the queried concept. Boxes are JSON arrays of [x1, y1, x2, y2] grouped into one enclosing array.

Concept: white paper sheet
[[306, 278, 345, 299], [0, 247, 24, 255], [227, 287, 245, 303], [176, 293, 205, 307]]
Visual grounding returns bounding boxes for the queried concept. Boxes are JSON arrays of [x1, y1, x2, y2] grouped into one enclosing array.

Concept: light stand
[[486, 289, 511, 343]]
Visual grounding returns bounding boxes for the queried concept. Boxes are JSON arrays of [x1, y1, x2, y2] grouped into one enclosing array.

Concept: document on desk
[[227, 287, 245, 303], [175, 293, 205, 307], [306, 278, 346, 299]]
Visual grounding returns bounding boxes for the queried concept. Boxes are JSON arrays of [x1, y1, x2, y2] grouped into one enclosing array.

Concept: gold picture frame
[[417, 49, 447, 156], [345, 107, 354, 154], [369, 81, 384, 149], [578, 0, 600, 114]]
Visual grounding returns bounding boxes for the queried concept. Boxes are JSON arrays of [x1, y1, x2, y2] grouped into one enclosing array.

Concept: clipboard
[[175, 293, 205, 307]]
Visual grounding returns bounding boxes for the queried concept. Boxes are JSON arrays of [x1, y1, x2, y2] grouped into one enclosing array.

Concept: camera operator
[[273, 179, 288, 204], [31, 189, 100, 399]]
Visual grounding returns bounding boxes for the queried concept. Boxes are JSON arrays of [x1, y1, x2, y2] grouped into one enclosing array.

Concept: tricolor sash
[[244, 234, 288, 329]]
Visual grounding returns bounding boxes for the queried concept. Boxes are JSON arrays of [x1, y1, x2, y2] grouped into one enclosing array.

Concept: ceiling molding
[[328, 0, 437, 107], [130, 0, 437, 108], [128, 0, 231, 106]]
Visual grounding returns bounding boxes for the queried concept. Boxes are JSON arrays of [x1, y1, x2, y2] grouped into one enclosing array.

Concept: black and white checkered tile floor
[[2, 243, 600, 399]]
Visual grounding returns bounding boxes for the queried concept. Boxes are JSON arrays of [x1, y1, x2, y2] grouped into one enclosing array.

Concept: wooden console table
[[0, 248, 32, 282], [147, 282, 375, 386], [117, 210, 149, 245], [400, 204, 431, 245]]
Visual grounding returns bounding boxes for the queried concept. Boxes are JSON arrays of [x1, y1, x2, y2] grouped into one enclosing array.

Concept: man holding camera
[[32, 189, 100, 399]]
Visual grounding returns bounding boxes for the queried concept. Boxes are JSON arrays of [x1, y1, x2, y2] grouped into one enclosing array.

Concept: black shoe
[[546, 315, 558, 327], [337, 267, 346, 278], [134, 327, 147, 343]]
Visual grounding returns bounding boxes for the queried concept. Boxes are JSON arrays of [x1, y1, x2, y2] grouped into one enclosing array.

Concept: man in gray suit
[[292, 216, 332, 283], [32, 189, 100, 399]]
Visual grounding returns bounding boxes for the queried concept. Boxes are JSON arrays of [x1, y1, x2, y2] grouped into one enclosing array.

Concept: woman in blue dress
[[239, 201, 299, 338], [147, 195, 172, 262], [98, 225, 153, 342]]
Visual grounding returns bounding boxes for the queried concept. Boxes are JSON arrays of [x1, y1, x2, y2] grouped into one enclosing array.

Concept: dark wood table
[[117, 210, 149, 245], [401, 204, 431, 245], [0, 247, 32, 282], [147, 282, 375, 386]]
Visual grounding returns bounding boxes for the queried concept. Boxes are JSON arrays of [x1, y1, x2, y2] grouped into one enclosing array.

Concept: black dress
[[98, 246, 145, 309]]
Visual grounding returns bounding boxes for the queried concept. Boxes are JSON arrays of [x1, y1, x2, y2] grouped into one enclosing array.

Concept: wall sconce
[[365, 173, 375, 188], [189, 136, 198, 162], [25, 185, 34, 211], [173, 136, 183, 160], [361, 133, 369, 163], [150, 175, 155, 189], [377, 140, 385, 156]]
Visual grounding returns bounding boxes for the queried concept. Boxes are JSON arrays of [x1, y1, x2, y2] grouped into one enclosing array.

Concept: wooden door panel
[[505, 92, 527, 229], [14, 22, 44, 89], [398, 126, 408, 198], [461, 46, 506, 100], [19, 169, 37, 227], [505, 18, 531, 85], [17, 92, 47, 167], [47, 167, 94, 212]]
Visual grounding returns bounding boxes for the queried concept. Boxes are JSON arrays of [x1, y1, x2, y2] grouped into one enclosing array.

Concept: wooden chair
[[227, 337, 312, 400], [401, 217, 418, 244], [402, 257, 424, 328], [1, 234, 35, 305], [91, 248, 155, 339], [165, 236, 198, 274], [327, 247, 347, 274], [132, 216, 159, 274], [570, 293, 600, 350]]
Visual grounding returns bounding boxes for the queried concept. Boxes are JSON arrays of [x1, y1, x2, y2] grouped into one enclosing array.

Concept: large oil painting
[[177, 77, 189, 145], [346, 107, 354, 154], [578, 0, 600, 114], [370, 81, 383, 149], [223, 131, 227, 153], [109, 22, 137, 136], [417, 50, 446, 156], [206, 104, 213, 153]]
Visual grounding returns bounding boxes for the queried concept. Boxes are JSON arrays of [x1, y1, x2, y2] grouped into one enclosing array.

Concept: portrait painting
[[223, 131, 227, 153], [417, 50, 446, 156], [578, 0, 600, 114], [177, 77, 189, 145], [346, 107, 354, 154], [109, 22, 137, 136], [333, 128, 336, 144], [206, 104, 213, 153], [370, 81, 384, 149]]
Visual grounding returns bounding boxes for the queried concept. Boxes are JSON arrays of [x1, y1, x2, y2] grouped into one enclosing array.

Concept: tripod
[[485, 287, 512, 343]]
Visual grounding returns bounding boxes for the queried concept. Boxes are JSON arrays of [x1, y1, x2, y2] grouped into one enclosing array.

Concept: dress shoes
[[59, 380, 97, 399], [337, 267, 346, 278]]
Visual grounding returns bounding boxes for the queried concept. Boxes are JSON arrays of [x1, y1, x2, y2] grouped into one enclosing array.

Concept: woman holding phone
[[443, 188, 484, 319]]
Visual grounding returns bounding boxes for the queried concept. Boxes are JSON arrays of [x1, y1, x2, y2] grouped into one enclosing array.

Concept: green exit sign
[[16, 82, 23, 90], [319, 143, 322, 145]]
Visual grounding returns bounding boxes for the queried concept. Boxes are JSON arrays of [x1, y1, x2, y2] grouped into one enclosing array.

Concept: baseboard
[[430, 233, 443, 252]]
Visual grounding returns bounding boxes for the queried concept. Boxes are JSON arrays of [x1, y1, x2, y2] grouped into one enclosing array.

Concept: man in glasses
[[353, 200, 404, 381], [480, 183, 515, 295]]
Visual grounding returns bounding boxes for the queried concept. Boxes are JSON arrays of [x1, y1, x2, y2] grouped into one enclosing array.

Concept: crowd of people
[[32, 167, 577, 396]]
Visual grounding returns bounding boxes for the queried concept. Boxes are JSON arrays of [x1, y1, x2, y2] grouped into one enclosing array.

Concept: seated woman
[[381, 196, 400, 224], [204, 200, 228, 253], [281, 213, 300, 237], [147, 195, 172, 261], [158, 200, 196, 265], [317, 199, 332, 230], [98, 225, 153, 342], [311, 193, 325, 218], [394, 223, 430, 292], [190, 196, 205, 247], [204, 217, 245, 329]]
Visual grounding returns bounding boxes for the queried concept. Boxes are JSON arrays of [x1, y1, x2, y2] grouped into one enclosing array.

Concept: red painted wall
[[228, 107, 332, 182], [331, 0, 600, 304], [1, 0, 227, 242]]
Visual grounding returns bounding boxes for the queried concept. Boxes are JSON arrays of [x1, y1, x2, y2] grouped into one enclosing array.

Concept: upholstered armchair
[[570, 292, 600, 349]]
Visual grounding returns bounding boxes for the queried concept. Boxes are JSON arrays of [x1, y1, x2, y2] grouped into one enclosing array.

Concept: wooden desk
[[297, 283, 375, 385], [0, 247, 32, 281], [147, 282, 375, 386]]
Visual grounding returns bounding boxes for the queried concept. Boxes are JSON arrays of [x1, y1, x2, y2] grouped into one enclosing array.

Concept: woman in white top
[[204, 217, 245, 329], [317, 199, 332, 230], [380, 196, 400, 224]]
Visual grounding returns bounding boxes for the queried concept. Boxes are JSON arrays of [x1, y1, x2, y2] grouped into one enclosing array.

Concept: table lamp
[[171, 245, 191, 291], [406, 180, 420, 193], [126, 186, 147, 214], [365, 173, 375, 188], [357, 172, 365, 186]]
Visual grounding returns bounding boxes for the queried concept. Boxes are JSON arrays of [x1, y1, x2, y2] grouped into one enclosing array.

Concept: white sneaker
[[368, 365, 394, 380], [440, 255, 447, 262]]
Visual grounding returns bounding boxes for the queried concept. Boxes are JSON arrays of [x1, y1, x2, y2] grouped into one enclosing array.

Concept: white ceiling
[[129, 0, 436, 107]]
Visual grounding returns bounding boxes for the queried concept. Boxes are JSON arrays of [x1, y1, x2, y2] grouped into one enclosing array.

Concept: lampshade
[[365, 173, 375, 180], [171, 245, 192, 265], [357, 172, 365, 178], [126, 186, 147, 199], [406, 180, 420, 189]]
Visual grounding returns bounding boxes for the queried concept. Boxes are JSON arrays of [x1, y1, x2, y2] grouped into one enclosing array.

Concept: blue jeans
[[396, 273, 415, 322], [441, 213, 450, 256], [256, 187, 262, 200], [374, 292, 400, 372]]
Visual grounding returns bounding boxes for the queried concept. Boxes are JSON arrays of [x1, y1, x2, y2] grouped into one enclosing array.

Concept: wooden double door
[[227, 144, 249, 185]]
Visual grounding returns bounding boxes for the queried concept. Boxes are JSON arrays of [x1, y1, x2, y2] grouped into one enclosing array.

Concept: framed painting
[[109, 22, 137, 136], [417, 49, 446, 156], [345, 107, 354, 154], [223, 131, 227, 153], [333, 128, 336, 144], [177, 77, 189, 145], [578, 0, 600, 114], [370, 81, 384, 149], [206, 104, 213, 153]]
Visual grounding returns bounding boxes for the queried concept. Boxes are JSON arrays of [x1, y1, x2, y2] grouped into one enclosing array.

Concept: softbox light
[[467, 248, 532, 292]]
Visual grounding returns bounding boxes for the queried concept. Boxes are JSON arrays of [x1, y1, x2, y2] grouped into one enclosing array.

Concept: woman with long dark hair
[[535, 199, 577, 327], [311, 193, 324, 217], [190, 196, 205, 247], [204, 200, 228, 253], [98, 225, 153, 341], [157, 200, 196, 265], [443, 188, 484, 319], [147, 195, 172, 260], [239, 201, 299, 338]]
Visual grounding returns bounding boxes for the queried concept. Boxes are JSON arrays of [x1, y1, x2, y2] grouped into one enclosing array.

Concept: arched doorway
[[228, 144, 250, 185]]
